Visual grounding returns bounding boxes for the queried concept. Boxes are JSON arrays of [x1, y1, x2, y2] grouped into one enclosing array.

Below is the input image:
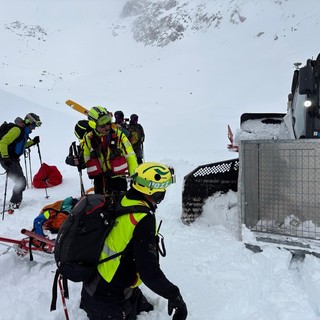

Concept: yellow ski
[[66, 99, 89, 115]]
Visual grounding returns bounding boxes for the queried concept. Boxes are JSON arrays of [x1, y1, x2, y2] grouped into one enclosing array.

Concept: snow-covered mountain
[[1, 1, 320, 320], [119, 0, 311, 47]]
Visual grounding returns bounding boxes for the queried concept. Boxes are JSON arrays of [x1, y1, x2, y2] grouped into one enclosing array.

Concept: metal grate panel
[[240, 140, 320, 242], [182, 159, 239, 224]]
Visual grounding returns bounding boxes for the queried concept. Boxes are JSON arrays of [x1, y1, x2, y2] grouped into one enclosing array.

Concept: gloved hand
[[65, 155, 78, 167], [33, 136, 40, 144], [168, 290, 188, 320], [3, 158, 12, 168]]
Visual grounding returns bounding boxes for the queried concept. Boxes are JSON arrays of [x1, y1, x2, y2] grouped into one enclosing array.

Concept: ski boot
[[8, 202, 20, 214]]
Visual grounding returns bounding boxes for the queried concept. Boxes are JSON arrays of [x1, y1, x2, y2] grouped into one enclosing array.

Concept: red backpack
[[33, 163, 62, 188]]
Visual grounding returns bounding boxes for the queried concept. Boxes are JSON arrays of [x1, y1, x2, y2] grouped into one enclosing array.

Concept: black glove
[[33, 136, 40, 144], [3, 158, 12, 168], [65, 155, 78, 167], [168, 290, 188, 320]]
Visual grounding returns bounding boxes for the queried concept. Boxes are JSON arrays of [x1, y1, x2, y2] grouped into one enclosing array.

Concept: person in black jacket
[[128, 114, 145, 164], [114, 110, 131, 139], [81, 162, 188, 320]]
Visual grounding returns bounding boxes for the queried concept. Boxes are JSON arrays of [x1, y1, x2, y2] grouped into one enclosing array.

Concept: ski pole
[[2, 171, 9, 221], [36, 143, 49, 199], [58, 275, 70, 320], [141, 144, 145, 163], [23, 150, 29, 189], [28, 149, 33, 188], [72, 142, 85, 196]]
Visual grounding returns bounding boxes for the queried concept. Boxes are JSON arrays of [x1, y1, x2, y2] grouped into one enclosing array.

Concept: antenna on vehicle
[[294, 62, 302, 69]]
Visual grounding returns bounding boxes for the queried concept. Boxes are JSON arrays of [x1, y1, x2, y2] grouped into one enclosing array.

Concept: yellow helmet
[[132, 162, 175, 203], [88, 106, 112, 129]]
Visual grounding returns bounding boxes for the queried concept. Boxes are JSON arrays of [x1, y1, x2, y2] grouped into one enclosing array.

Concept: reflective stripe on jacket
[[83, 125, 138, 176]]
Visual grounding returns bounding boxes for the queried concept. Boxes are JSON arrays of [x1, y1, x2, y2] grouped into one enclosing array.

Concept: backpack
[[44, 212, 68, 233], [32, 163, 63, 188], [50, 193, 151, 312], [74, 119, 91, 140], [41, 197, 78, 233], [128, 123, 144, 146], [0, 121, 19, 140]]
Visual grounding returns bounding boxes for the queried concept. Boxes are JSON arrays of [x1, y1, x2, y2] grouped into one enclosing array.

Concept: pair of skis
[[66, 99, 114, 117], [65, 99, 88, 115]]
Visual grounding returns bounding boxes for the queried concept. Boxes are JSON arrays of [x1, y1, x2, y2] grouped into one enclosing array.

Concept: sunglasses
[[98, 122, 111, 129], [30, 121, 42, 129]]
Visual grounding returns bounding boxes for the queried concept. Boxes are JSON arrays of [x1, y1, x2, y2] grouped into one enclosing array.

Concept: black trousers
[[0, 158, 26, 204], [81, 286, 126, 320], [81, 286, 148, 320], [133, 145, 143, 165], [93, 173, 127, 195]]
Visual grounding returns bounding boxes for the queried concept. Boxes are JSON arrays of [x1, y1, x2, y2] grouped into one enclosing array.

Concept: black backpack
[[50, 193, 151, 311], [74, 119, 91, 140]]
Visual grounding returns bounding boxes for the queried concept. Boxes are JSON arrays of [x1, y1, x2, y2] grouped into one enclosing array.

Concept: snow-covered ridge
[[5, 21, 47, 41], [120, 0, 227, 46], [116, 0, 305, 46], [3, 0, 313, 48]]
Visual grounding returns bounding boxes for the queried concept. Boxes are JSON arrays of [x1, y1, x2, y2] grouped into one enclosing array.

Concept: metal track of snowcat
[[181, 158, 239, 224]]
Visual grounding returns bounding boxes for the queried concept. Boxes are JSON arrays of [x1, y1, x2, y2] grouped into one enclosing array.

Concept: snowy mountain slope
[[0, 89, 84, 164]]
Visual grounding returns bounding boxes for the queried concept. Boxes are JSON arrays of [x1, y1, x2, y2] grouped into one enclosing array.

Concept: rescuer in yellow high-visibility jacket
[[82, 106, 138, 195], [81, 162, 188, 320]]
